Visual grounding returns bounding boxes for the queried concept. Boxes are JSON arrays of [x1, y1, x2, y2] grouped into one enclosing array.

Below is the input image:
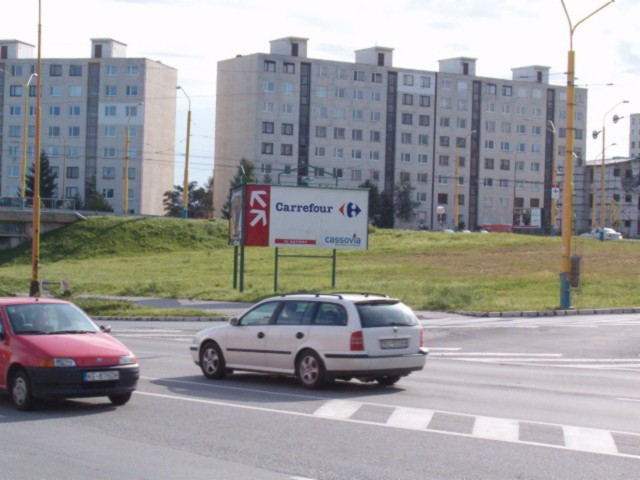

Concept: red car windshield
[[5, 303, 100, 335]]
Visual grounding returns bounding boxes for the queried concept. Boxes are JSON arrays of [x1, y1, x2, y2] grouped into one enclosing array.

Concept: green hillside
[[0, 215, 638, 313]]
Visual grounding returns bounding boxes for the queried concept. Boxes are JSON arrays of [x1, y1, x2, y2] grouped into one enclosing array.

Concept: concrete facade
[[0, 38, 177, 215], [213, 37, 589, 232]]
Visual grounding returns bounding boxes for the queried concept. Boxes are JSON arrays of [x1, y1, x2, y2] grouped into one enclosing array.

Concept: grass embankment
[[0, 215, 638, 314]]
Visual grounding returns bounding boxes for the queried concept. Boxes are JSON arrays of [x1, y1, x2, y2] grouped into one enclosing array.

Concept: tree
[[394, 181, 420, 223], [221, 159, 258, 219], [84, 194, 114, 212], [359, 180, 384, 225], [25, 151, 58, 199], [163, 181, 211, 218]]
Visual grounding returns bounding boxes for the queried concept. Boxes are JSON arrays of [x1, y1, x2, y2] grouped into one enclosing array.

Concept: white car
[[580, 227, 623, 241], [190, 293, 427, 389]]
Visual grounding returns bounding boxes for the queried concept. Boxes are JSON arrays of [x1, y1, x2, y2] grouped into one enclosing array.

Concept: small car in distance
[[191, 293, 427, 389], [0, 297, 139, 411], [580, 227, 623, 241]]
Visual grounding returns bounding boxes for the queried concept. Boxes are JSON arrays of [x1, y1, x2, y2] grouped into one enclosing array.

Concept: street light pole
[[454, 130, 475, 231], [177, 86, 192, 219], [29, 0, 42, 297], [559, 0, 615, 309]]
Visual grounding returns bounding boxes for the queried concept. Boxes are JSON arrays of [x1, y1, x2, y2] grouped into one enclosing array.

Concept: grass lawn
[[0, 216, 638, 313]]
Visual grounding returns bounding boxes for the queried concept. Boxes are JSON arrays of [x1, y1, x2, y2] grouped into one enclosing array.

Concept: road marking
[[134, 385, 640, 460], [617, 397, 640, 402], [431, 352, 563, 357], [473, 416, 519, 442], [386, 407, 434, 429], [313, 400, 362, 419], [563, 426, 618, 455]]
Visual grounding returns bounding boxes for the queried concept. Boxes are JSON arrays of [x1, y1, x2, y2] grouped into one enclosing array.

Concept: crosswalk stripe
[[386, 407, 434, 429], [563, 426, 619, 455], [313, 400, 362, 419], [473, 416, 520, 442]]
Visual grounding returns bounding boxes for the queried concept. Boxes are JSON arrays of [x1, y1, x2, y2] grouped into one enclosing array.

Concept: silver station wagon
[[190, 293, 428, 388]]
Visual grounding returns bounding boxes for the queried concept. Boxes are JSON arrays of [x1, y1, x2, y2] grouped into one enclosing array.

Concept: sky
[[4, 0, 639, 187]]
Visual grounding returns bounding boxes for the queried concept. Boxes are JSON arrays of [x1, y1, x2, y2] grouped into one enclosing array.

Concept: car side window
[[313, 303, 347, 326], [274, 301, 314, 326], [240, 302, 279, 326]]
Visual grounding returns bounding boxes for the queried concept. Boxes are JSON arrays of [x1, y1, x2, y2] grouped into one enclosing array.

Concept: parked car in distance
[[191, 293, 427, 389], [580, 227, 623, 241], [0, 297, 139, 411]]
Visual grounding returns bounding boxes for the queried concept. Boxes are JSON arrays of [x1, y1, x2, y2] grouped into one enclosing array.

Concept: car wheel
[[376, 375, 401, 387], [108, 393, 132, 406], [200, 341, 226, 379], [296, 350, 325, 389], [11, 370, 35, 411]]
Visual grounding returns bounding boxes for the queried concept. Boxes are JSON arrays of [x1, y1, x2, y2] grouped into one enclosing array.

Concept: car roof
[[267, 293, 397, 303], [0, 297, 70, 306]]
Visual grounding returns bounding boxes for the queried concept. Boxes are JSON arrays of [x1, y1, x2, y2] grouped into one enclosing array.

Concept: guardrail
[[0, 197, 77, 211]]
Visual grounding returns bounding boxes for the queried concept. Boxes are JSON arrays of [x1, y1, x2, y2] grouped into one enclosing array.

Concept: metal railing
[[0, 197, 77, 211]]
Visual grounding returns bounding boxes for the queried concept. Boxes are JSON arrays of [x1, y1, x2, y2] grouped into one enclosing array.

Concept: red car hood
[[19, 333, 134, 367]]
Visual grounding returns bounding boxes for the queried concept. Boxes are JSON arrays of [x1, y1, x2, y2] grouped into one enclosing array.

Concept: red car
[[0, 297, 139, 411]]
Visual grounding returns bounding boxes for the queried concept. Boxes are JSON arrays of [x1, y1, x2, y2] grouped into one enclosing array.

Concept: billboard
[[229, 184, 369, 250]]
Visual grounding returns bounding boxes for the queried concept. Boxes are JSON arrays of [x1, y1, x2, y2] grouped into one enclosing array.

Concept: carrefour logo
[[325, 234, 362, 246], [338, 202, 362, 218]]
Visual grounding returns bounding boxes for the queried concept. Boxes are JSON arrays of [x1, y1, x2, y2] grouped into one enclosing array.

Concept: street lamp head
[[592, 130, 601, 140], [612, 114, 624, 124], [547, 120, 556, 133]]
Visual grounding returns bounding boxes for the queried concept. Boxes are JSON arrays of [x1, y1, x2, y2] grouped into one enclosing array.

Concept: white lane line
[[386, 407, 434, 430], [430, 353, 563, 357], [313, 400, 362, 419], [617, 397, 640, 402], [563, 426, 618, 455], [473, 416, 520, 442]]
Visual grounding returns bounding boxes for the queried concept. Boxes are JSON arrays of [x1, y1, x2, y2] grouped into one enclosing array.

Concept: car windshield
[[356, 301, 419, 328], [6, 303, 100, 335]]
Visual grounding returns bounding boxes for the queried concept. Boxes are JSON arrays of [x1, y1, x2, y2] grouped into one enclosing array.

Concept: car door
[[223, 301, 279, 370], [0, 311, 8, 388], [265, 301, 314, 372]]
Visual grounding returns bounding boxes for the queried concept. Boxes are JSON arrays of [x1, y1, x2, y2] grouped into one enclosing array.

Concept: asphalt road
[[1, 313, 639, 479]]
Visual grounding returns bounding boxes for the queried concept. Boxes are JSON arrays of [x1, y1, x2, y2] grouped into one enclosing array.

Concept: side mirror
[[99, 325, 112, 333], [229, 317, 239, 326]]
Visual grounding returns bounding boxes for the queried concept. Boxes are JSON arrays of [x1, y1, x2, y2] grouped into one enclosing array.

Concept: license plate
[[380, 338, 409, 349], [83, 371, 120, 382]]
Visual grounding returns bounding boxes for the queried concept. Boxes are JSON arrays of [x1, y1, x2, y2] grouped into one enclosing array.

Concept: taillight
[[420, 328, 425, 348], [350, 331, 364, 351]]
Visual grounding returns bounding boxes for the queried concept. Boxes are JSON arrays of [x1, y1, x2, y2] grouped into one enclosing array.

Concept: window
[[333, 168, 343, 178], [333, 148, 344, 159], [352, 129, 363, 141], [353, 90, 364, 100], [400, 153, 411, 163], [264, 60, 276, 72], [370, 111, 381, 122], [9, 85, 23, 97], [282, 103, 293, 114], [484, 158, 495, 169], [48, 126, 60, 137], [125, 105, 139, 117], [104, 126, 116, 137], [500, 141, 511, 152], [353, 70, 365, 81], [103, 147, 116, 157], [8, 126, 21, 138], [263, 81, 275, 92], [440, 136, 450, 147], [440, 117, 450, 127], [69, 86, 82, 96], [8, 165, 20, 178], [48, 106, 61, 117], [418, 134, 429, 145], [69, 64, 82, 76], [102, 188, 115, 199], [261, 142, 274, 155], [371, 91, 382, 102], [438, 175, 449, 185], [352, 110, 363, 121], [403, 74, 414, 86], [281, 123, 294, 135], [282, 82, 295, 94], [314, 147, 326, 157], [500, 159, 511, 170], [350, 170, 362, 182], [402, 113, 413, 125], [401, 133, 412, 144], [438, 193, 449, 204], [419, 95, 430, 107], [263, 102, 274, 113], [483, 178, 493, 187], [516, 105, 527, 116], [126, 85, 139, 96], [49, 64, 63, 76], [502, 85, 513, 96], [106, 66, 118, 75], [127, 65, 139, 75], [517, 124, 526, 134], [281, 144, 293, 156], [105, 85, 117, 96], [500, 179, 509, 188], [67, 146, 80, 158], [66, 167, 80, 179], [105, 105, 117, 117], [417, 173, 428, 183], [502, 104, 511, 115], [439, 155, 449, 166], [485, 140, 495, 149], [403, 94, 413, 105], [333, 108, 346, 120], [335, 88, 346, 99], [68, 126, 80, 137], [369, 151, 380, 161], [351, 149, 362, 160], [418, 154, 428, 164], [400, 172, 411, 182], [372, 73, 382, 83], [334, 127, 345, 139], [486, 83, 497, 95], [283, 62, 295, 74], [370, 130, 382, 143], [419, 115, 430, 126], [315, 106, 327, 118], [50, 86, 62, 96], [315, 126, 327, 138], [316, 86, 327, 98], [66, 187, 79, 198]]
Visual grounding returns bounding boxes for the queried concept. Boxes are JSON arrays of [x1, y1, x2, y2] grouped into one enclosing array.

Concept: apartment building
[[630, 113, 640, 159], [0, 38, 177, 215], [213, 37, 589, 232]]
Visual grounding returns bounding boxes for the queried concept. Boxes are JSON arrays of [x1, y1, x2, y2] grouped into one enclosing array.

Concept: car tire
[[376, 375, 401, 386], [200, 341, 226, 379], [108, 393, 132, 406], [11, 369, 35, 411], [296, 350, 325, 389]]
